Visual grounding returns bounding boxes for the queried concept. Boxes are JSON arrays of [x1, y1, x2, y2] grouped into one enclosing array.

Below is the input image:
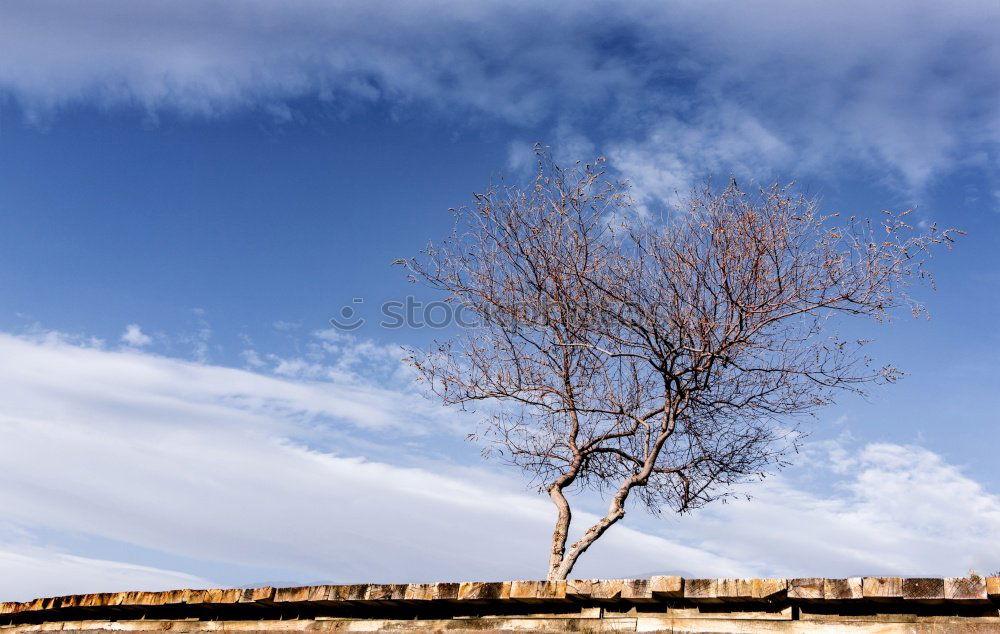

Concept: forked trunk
[[547, 506, 626, 580], [546, 485, 573, 580], [545, 446, 664, 579]]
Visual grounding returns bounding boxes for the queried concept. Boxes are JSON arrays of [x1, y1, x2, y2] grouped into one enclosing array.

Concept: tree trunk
[[548, 507, 626, 580], [545, 425, 673, 579], [546, 485, 572, 580], [546, 480, 632, 580]]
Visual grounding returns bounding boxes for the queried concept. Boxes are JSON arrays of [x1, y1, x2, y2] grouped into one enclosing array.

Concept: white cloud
[[608, 107, 793, 211], [0, 330, 448, 437], [0, 544, 210, 602], [120, 324, 152, 347], [183, 308, 212, 363], [0, 0, 995, 195], [506, 140, 536, 175], [241, 349, 265, 368], [0, 330, 745, 601], [0, 0, 630, 122], [0, 329, 998, 603], [668, 440, 1000, 577]]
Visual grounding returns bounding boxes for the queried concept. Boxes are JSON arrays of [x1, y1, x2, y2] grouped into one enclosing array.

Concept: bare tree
[[399, 150, 960, 581]]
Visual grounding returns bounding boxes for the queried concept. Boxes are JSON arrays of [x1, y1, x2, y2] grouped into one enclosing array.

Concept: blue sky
[[1, 0, 999, 600]]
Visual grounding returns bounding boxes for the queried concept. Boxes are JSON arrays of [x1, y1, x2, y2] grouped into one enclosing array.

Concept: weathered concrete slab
[[566, 579, 593, 599], [8, 616, 1000, 632], [238, 586, 275, 603], [430, 582, 460, 601], [620, 579, 656, 603], [536, 580, 567, 601], [751, 578, 787, 600], [363, 583, 407, 601], [684, 578, 720, 601], [402, 582, 434, 601], [787, 578, 823, 600], [5, 576, 1000, 632], [823, 577, 862, 600], [903, 578, 945, 601], [591, 579, 626, 601], [945, 576, 988, 601], [862, 576, 903, 599], [649, 575, 683, 598], [457, 581, 510, 601]]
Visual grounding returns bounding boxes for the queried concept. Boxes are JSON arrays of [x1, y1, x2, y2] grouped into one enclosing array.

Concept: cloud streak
[[0, 541, 210, 603], [673, 440, 1000, 577], [1, 329, 998, 602], [0, 0, 996, 195], [0, 330, 745, 600]]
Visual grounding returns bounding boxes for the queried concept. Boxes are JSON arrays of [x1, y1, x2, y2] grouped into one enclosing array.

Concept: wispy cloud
[[671, 439, 1000, 577], [1, 0, 996, 196], [1, 329, 998, 601], [0, 541, 210, 602], [0, 330, 447, 437], [120, 324, 152, 347], [0, 330, 745, 600]]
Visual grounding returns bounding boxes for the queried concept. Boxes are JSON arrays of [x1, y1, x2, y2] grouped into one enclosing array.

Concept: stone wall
[[4, 576, 1000, 632]]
